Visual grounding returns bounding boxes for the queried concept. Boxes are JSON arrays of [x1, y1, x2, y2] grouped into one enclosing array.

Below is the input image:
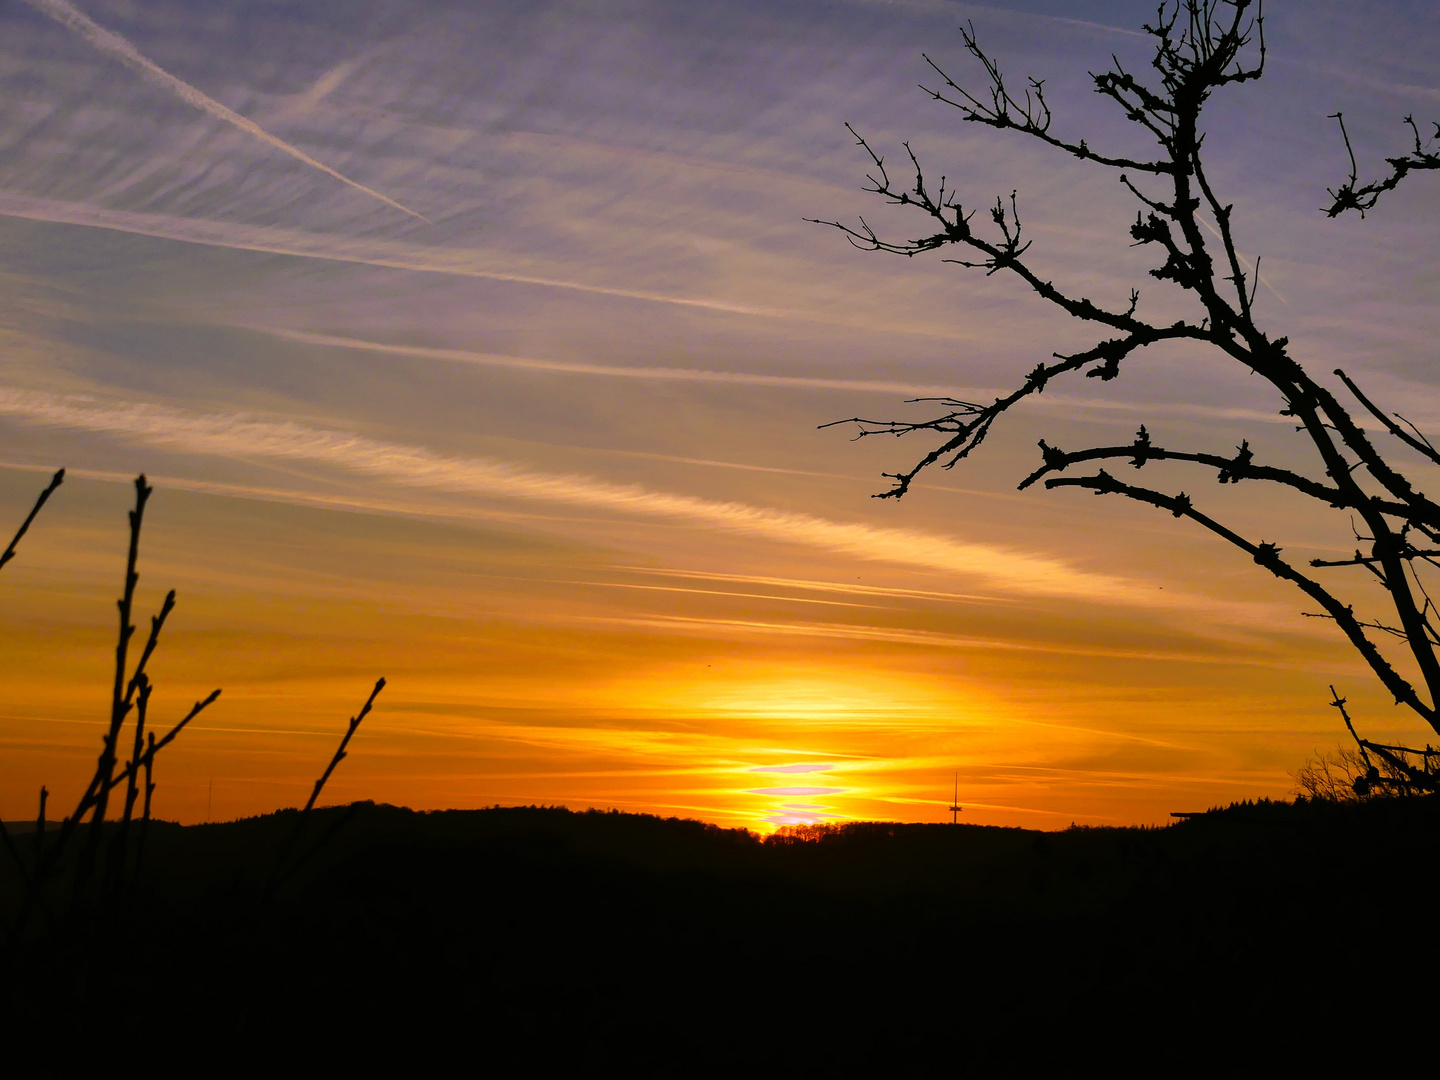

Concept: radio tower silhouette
[[948, 773, 962, 824]]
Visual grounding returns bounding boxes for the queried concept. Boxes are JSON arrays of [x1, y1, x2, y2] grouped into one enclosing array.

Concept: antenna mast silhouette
[[948, 773, 962, 824]]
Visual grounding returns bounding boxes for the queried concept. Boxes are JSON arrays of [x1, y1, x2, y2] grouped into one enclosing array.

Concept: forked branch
[[1047, 470, 1435, 723], [919, 24, 1173, 174], [5, 476, 222, 944], [1330, 687, 1439, 795], [1326, 112, 1440, 218], [819, 1, 1440, 757], [1333, 368, 1440, 468]]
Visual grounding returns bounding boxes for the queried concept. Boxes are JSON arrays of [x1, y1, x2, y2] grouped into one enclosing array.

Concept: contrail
[[0, 385, 1162, 606], [252, 328, 1292, 426], [20, 0, 429, 222], [255, 327, 956, 395], [579, 613, 1252, 663], [0, 193, 786, 318], [0, 198, 1294, 422], [1194, 214, 1290, 309]]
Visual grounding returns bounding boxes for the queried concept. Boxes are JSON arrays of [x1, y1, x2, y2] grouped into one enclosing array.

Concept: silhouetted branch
[[1333, 368, 1440, 467], [0, 468, 63, 574], [304, 678, 385, 815], [1310, 550, 1440, 569], [267, 678, 386, 896], [1326, 112, 1440, 217], [104, 673, 153, 898], [134, 731, 156, 879], [72, 477, 153, 907], [1330, 686, 1440, 795], [1018, 427, 1362, 506], [818, 0, 1440, 751], [4, 477, 222, 946], [35, 786, 47, 863], [918, 24, 1173, 174], [820, 326, 1203, 499], [809, 125, 1202, 337], [1044, 470, 1434, 723], [1291, 737, 1434, 800], [107, 691, 222, 791], [21, 679, 222, 934], [273, 803, 362, 890]]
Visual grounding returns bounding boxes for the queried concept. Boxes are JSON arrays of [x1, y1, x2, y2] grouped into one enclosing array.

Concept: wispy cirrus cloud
[[0, 193, 786, 318], [251, 327, 957, 396], [241, 328, 1297, 426], [18, 0, 428, 222], [619, 567, 1011, 605], [251, 327, 1300, 434], [0, 385, 1161, 606], [573, 612, 1262, 662]]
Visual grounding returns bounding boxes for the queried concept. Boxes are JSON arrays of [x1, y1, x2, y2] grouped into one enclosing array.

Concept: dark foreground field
[[4, 797, 1438, 1068]]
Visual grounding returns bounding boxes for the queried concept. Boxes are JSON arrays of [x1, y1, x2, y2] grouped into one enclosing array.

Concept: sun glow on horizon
[[593, 664, 984, 725], [557, 664, 1005, 828]]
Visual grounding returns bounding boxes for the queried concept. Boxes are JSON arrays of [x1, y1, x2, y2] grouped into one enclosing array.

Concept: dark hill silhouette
[[4, 797, 1436, 1068]]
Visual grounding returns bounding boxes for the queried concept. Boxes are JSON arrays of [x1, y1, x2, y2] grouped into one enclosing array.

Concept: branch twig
[[0, 469, 64, 574], [266, 678, 386, 896]]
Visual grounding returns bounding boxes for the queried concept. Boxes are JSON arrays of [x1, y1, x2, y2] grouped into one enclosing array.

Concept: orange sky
[[0, 465, 1401, 831], [1, 0, 1437, 830]]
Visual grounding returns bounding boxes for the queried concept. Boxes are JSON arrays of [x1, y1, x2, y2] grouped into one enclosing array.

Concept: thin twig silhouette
[[0, 468, 63, 574], [6, 476, 220, 945], [0, 470, 63, 943], [267, 677, 386, 896], [0, 469, 389, 1016]]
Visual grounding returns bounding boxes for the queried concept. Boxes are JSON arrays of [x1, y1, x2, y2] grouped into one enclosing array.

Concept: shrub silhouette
[[0, 470, 383, 1000]]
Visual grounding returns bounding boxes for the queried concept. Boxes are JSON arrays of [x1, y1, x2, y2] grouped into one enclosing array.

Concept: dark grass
[[5, 795, 1435, 1068]]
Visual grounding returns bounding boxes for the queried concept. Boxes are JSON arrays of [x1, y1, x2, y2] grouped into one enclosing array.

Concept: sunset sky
[[1, 0, 1437, 830]]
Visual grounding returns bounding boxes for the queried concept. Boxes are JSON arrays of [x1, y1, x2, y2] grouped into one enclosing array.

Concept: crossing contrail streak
[[254, 327, 954, 395], [0, 193, 785, 317], [20, 0, 429, 222]]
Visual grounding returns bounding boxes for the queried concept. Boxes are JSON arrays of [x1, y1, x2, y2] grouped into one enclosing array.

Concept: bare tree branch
[[1043, 470, 1435, 723], [266, 678, 386, 897], [1326, 112, 1440, 218], [817, 1, 1440, 754], [1333, 368, 1440, 467], [0, 469, 63, 574]]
